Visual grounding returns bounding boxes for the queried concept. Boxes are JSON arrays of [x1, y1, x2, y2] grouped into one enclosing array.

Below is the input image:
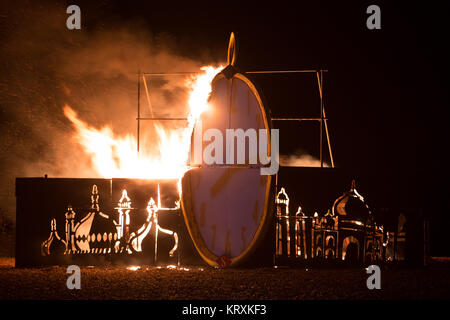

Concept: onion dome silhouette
[[82, 185, 116, 254], [332, 180, 372, 223], [41, 218, 66, 256]]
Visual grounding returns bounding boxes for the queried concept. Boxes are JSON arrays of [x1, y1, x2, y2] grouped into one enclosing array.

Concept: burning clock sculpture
[[15, 33, 408, 268]]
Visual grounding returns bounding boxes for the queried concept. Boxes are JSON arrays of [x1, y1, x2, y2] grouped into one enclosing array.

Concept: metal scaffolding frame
[[136, 68, 334, 168]]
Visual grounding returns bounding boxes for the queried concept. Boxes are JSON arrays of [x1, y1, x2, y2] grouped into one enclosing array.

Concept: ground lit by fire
[[1, 258, 450, 299]]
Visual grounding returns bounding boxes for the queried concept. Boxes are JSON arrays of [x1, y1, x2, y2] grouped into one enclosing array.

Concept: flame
[[186, 66, 223, 123], [63, 65, 223, 179]]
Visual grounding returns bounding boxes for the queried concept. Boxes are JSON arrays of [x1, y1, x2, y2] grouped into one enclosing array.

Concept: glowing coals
[[127, 266, 141, 271]]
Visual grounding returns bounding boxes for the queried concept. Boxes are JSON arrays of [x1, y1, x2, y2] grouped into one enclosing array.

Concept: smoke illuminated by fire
[[64, 65, 223, 179]]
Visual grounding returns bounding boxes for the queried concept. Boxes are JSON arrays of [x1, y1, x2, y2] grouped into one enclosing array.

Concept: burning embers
[[41, 184, 178, 257], [63, 66, 223, 180]]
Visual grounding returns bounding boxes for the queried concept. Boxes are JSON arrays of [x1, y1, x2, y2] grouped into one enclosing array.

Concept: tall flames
[[63, 65, 223, 180]]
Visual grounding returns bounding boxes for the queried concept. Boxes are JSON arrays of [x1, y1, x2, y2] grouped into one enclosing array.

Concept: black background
[[1, 1, 449, 254], [62, 1, 450, 255]]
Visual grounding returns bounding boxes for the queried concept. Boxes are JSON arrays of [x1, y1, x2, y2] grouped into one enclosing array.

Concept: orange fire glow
[[63, 65, 223, 179]]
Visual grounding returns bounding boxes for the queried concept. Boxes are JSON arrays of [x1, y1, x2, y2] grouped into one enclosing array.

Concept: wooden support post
[[137, 71, 140, 153]]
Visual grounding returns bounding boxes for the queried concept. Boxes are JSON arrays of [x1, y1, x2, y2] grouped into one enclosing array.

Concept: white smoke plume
[[0, 1, 220, 221], [279, 151, 330, 167]]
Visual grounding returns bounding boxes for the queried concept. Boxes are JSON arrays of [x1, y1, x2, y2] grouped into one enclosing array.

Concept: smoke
[[279, 151, 330, 167], [0, 2, 218, 221]]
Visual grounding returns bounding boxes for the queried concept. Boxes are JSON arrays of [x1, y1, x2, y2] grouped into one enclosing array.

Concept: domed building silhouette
[[275, 180, 386, 265]]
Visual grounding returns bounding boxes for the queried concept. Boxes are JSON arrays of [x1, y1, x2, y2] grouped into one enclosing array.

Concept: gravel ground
[[0, 258, 449, 300], [0, 258, 450, 300]]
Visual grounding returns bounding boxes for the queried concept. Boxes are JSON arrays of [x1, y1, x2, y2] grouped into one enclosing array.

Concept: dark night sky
[[77, 1, 448, 203], [80, 2, 446, 163], [1, 1, 449, 251]]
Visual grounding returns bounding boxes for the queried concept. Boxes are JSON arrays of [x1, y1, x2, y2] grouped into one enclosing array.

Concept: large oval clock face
[[181, 72, 273, 267]]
